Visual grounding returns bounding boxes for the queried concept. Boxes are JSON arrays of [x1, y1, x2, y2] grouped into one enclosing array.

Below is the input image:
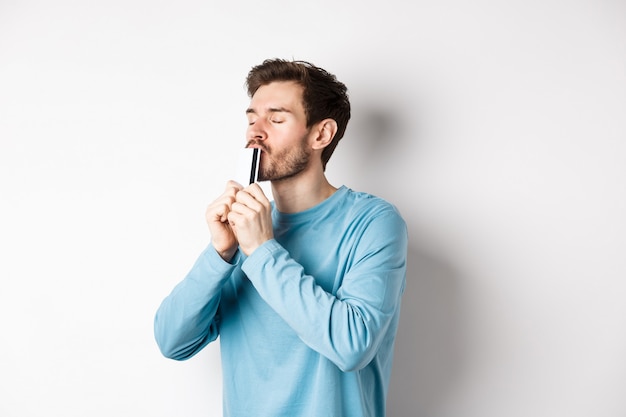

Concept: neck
[[270, 166, 338, 214]]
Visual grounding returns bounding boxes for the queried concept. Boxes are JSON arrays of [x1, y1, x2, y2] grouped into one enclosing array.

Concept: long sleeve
[[154, 187, 407, 417], [241, 207, 407, 372], [154, 245, 238, 360]]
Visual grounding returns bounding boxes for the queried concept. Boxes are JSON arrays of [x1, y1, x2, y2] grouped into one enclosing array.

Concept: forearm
[[154, 245, 237, 360], [242, 237, 407, 372]]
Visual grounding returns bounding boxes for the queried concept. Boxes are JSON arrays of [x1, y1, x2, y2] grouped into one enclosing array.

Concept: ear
[[310, 119, 338, 150]]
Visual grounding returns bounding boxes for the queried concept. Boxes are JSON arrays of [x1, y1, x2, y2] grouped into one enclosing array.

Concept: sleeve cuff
[[202, 244, 242, 273], [241, 239, 282, 274]]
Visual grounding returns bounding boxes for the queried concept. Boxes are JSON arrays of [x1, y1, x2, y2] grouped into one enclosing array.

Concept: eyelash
[[248, 119, 284, 125]]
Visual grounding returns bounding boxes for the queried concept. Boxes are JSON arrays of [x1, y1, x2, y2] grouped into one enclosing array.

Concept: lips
[[246, 141, 269, 153]]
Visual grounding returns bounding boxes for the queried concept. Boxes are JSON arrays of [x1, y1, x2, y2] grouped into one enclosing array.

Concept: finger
[[207, 195, 236, 217], [230, 201, 256, 217], [243, 183, 267, 202], [227, 210, 242, 228], [218, 204, 231, 223], [206, 203, 229, 223], [226, 180, 244, 192], [235, 190, 264, 212], [215, 181, 243, 204]]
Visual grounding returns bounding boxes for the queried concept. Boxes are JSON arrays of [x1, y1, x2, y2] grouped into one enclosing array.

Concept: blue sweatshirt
[[154, 186, 408, 417]]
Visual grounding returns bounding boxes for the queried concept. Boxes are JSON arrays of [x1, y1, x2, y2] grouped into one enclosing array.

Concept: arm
[[242, 209, 407, 372], [153, 246, 239, 360], [154, 181, 244, 360]]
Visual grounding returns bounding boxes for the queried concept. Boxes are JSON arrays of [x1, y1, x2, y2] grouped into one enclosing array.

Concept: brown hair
[[245, 59, 351, 170]]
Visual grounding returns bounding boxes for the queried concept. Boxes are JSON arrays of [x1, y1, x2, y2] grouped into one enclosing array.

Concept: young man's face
[[245, 81, 314, 182]]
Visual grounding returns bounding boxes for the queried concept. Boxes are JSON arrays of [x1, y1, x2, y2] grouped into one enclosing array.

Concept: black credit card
[[236, 147, 261, 185], [249, 148, 260, 184]]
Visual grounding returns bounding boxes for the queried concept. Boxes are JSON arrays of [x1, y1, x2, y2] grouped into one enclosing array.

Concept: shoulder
[[341, 187, 404, 220], [336, 187, 407, 235], [338, 188, 408, 262]]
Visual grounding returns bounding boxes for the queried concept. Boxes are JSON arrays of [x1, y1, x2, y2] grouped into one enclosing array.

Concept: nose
[[247, 119, 268, 142]]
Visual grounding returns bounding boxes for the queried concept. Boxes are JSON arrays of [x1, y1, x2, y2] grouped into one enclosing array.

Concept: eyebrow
[[245, 107, 292, 115]]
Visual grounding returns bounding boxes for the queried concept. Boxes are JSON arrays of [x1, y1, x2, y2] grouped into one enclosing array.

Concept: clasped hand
[[205, 180, 274, 261]]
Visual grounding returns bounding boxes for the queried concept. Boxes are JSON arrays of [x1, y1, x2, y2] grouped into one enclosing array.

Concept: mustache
[[245, 140, 269, 153]]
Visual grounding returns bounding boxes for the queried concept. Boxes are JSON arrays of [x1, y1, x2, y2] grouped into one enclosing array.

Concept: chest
[[272, 218, 361, 294]]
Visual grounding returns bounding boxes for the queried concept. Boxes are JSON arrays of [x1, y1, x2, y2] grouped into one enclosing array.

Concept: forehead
[[248, 81, 305, 114]]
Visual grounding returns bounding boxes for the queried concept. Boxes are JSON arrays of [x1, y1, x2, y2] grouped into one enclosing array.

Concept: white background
[[1, 1, 625, 416]]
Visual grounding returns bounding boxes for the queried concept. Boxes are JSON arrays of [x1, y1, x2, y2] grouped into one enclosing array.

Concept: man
[[154, 59, 408, 417]]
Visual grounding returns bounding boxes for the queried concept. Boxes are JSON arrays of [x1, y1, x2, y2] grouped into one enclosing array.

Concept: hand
[[227, 183, 273, 256], [205, 181, 244, 261]]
